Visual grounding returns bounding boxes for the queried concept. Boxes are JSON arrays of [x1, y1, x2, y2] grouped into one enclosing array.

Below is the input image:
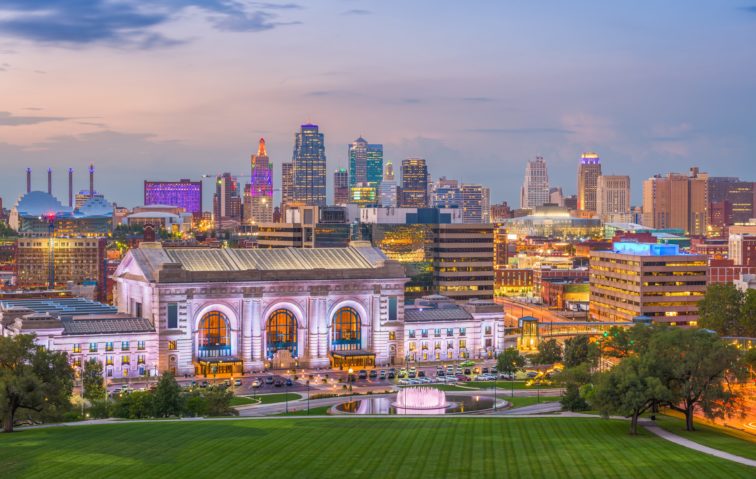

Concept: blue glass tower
[[292, 124, 327, 207]]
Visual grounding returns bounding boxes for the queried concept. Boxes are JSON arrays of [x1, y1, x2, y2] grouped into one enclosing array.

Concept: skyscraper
[[430, 177, 461, 208], [577, 152, 602, 213], [520, 156, 549, 209], [378, 161, 398, 207], [281, 162, 294, 210], [460, 183, 484, 223], [213, 172, 242, 229], [333, 168, 349, 205], [249, 138, 273, 224], [400, 158, 428, 208], [642, 167, 709, 235], [596, 175, 631, 223], [348, 137, 383, 187], [292, 124, 327, 207]]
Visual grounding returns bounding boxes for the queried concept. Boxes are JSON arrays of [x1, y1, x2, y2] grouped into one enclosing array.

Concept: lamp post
[[285, 379, 289, 414], [306, 380, 310, 415]]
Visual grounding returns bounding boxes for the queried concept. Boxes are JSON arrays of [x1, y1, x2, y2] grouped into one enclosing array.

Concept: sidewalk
[[642, 422, 756, 468]]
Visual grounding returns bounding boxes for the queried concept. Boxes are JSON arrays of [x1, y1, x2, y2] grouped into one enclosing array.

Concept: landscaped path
[[641, 421, 756, 468]]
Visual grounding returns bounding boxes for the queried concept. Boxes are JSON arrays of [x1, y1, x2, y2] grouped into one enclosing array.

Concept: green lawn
[[654, 415, 756, 460], [229, 396, 258, 406], [1, 417, 753, 478], [505, 396, 559, 409], [275, 405, 332, 416], [232, 393, 303, 406]]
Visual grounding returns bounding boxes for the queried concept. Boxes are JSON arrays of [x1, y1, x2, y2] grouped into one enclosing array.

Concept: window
[[388, 296, 398, 321], [409, 342, 416, 352], [137, 354, 145, 364], [167, 303, 179, 329], [134, 301, 142, 318], [421, 329, 428, 338], [121, 341, 130, 351], [123, 368, 129, 377], [72, 344, 81, 353], [198, 311, 231, 358], [459, 328, 466, 337], [331, 307, 361, 351], [89, 343, 98, 353], [459, 339, 467, 349], [485, 326, 492, 335], [446, 328, 453, 337], [435, 351, 441, 360], [105, 342, 113, 352], [434, 329, 441, 337], [106, 356, 114, 366], [435, 342, 441, 350], [121, 355, 130, 365], [421, 342, 428, 350], [409, 330, 416, 339], [447, 351, 453, 359], [447, 341, 454, 349], [388, 331, 396, 341], [266, 309, 298, 359], [137, 341, 146, 351], [72, 357, 81, 367], [168, 340, 177, 351]]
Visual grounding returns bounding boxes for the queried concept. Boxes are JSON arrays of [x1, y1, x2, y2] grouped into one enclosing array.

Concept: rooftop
[[62, 314, 155, 335], [0, 297, 117, 319]]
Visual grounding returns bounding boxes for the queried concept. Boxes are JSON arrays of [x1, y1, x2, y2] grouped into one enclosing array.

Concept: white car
[[398, 379, 410, 385]]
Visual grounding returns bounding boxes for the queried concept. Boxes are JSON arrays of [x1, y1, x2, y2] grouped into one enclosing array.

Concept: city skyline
[[1, 1, 755, 208]]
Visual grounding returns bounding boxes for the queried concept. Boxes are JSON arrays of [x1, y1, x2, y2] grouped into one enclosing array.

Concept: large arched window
[[198, 311, 231, 358], [266, 309, 297, 359], [332, 307, 361, 351]]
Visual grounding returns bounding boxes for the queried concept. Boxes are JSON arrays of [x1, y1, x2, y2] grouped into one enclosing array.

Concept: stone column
[[244, 288, 264, 372], [317, 297, 328, 360], [242, 298, 253, 365]]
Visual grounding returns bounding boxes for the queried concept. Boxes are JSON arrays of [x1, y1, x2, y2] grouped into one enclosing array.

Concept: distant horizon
[[1, 1, 755, 208]]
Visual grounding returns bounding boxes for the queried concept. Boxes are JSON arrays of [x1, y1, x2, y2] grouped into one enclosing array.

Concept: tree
[[154, 372, 183, 418], [204, 387, 238, 417], [559, 363, 593, 412], [0, 334, 74, 432], [82, 358, 106, 401], [648, 327, 745, 431], [497, 348, 526, 397], [698, 284, 756, 337], [533, 339, 562, 365], [589, 355, 672, 434], [563, 336, 598, 368]]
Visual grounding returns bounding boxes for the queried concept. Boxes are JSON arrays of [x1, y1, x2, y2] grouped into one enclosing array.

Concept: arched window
[[266, 309, 297, 358], [198, 311, 231, 358], [332, 307, 361, 351]]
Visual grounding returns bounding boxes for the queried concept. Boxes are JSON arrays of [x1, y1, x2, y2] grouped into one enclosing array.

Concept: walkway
[[642, 422, 756, 468]]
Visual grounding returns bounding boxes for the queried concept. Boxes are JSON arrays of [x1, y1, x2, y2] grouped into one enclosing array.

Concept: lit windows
[[168, 340, 177, 351], [89, 343, 98, 353], [72, 344, 81, 353]]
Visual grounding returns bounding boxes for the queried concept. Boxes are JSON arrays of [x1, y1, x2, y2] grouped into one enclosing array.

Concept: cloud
[[461, 97, 496, 103], [740, 6, 756, 14], [342, 9, 371, 16], [0, 1, 301, 48], [0, 62, 9, 71], [0, 111, 71, 126], [466, 127, 574, 135]]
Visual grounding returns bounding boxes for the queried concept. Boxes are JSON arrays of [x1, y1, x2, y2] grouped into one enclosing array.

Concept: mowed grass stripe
[[1, 418, 754, 479]]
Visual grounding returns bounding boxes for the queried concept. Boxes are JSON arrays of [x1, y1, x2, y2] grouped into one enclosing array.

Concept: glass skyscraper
[[348, 137, 383, 187], [400, 158, 429, 208], [292, 124, 327, 207]]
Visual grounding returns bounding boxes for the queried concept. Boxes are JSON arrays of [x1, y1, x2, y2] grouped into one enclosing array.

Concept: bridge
[[516, 316, 638, 351]]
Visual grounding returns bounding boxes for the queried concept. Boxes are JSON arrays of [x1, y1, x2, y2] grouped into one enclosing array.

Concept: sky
[[1, 0, 755, 210]]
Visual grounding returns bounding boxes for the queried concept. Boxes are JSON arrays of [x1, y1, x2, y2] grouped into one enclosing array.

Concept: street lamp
[[306, 380, 310, 415]]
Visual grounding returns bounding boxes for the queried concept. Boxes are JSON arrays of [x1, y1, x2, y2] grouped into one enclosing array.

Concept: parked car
[[388, 371, 395, 379], [456, 374, 471, 382], [200, 381, 209, 388], [437, 369, 445, 377], [455, 367, 463, 375], [369, 370, 378, 379], [472, 367, 481, 375], [274, 379, 284, 387], [482, 367, 490, 374], [379, 370, 386, 379], [358, 370, 368, 379], [251, 379, 262, 388], [408, 371, 417, 379], [526, 371, 538, 378], [234, 379, 242, 387], [445, 376, 458, 383], [398, 379, 410, 385], [499, 373, 514, 381], [418, 370, 426, 378], [265, 376, 275, 384], [285, 378, 293, 386], [464, 368, 472, 375], [398, 368, 407, 378], [446, 366, 454, 375]]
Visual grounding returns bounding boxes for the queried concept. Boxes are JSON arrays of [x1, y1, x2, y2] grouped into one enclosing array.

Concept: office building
[[400, 158, 429, 208], [708, 177, 756, 225], [144, 179, 202, 220], [348, 137, 383, 188], [433, 224, 494, 301], [589, 242, 708, 325], [349, 183, 378, 206], [292, 124, 327, 207], [333, 168, 349, 205], [577, 152, 601, 213], [520, 156, 550, 209], [549, 187, 564, 207], [257, 205, 351, 249], [596, 175, 631, 223], [431, 177, 461, 208], [212, 173, 242, 229], [460, 184, 484, 223], [15, 237, 106, 291], [280, 162, 294, 211], [248, 138, 274, 224], [378, 162, 398, 207], [729, 234, 756, 267], [642, 168, 709, 236]]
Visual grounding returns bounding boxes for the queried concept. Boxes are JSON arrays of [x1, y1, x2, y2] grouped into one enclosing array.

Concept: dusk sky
[[1, 1, 755, 209]]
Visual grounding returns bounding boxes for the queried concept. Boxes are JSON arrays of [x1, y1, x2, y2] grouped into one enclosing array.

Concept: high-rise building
[[281, 162, 294, 211], [144, 179, 203, 220], [728, 234, 756, 266], [292, 124, 327, 207], [349, 183, 378, 206], [434, 224, 494, 301], [378, 162, 398, 207], [460, 183, 484, 224], [213, 173, 242, 229], [490, 202, 513, 222], [348, 137, 383, 188], [520, 156, 549, 209], [15, 237, 106, 291], [577, 152, 601, 213], [589, 242, 708, 326], [642, 167, 709, 235], [596, 175, 631, 223], [549, 187, 564, 207], [248, 138, 273, 224], [482, 187, 491, 224], [400, 158, 429, 208], [430, 177, 461, 208], [333, 168, 349, 205]]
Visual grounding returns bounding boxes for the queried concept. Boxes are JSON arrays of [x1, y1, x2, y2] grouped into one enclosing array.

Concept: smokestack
[[89, 164, 94, 198], [47, 168, 52, 195], [26, 168, 31, 193], [68, 168, 73, 208]]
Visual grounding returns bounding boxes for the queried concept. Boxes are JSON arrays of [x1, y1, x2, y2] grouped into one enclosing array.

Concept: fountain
[[392, 387, 451, 415]]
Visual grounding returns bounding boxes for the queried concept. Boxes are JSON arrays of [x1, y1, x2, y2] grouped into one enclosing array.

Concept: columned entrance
[[266, 309, 298, 360]]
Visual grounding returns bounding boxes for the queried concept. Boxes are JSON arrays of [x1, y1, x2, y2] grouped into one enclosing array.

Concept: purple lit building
[[144, 179, 203, 220]]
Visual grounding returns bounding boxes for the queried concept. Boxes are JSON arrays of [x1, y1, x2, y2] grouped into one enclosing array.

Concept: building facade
[[15, 237, 106, 290], [400, 158, 429, 208], [333, 168, 349, 205], [589, 242, 708, 326], [460, 183, 484, 224], [433, 224, 494, 301], [642, 168, 709, 236], [249, 138, 274, 224], [144, 179, 202, 221], [213, 173, 242, 229], [292, 124, 327, 207], [577, 152, 601, 213], [280, 162, 294, 211], [596, 175, 631, 223], [520, 156, 550, 209], [348, 137, 383, 188], [378, 162, 398, 208]]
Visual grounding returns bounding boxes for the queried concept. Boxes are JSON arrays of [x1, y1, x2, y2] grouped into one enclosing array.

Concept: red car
[[456, 374, 471, 382]]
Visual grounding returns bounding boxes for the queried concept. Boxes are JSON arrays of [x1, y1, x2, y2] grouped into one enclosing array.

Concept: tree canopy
[[698, 283, 756, 337], [82, 359, 106, 402], [532, 339, 562, 365]]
